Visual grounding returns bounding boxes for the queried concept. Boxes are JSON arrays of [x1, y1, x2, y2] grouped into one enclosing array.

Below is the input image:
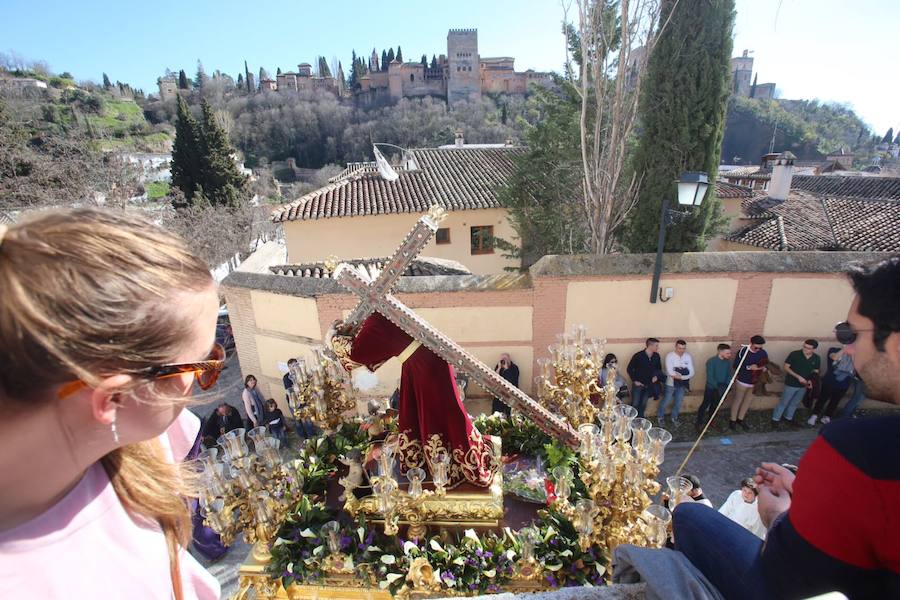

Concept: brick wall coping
[[528, 251, 894, 278], [221, 271, 531, 297]]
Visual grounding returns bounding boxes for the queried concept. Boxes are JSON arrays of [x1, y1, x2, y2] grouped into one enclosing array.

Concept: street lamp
[[649, 172, 709, 304]]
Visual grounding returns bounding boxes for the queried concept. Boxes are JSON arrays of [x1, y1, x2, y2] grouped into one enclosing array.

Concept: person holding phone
[[493, 353, 519, 416]]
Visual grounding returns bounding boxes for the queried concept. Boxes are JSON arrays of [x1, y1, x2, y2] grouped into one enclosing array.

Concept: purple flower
[[468, 583, 478, 590], [340, 535, 353, 550], [488, 584, 500, 593], [484, 551, 493, 558], [442, 572, 456, 583], [546, 574, 558, 587], [301, 550, 310, 558], [549, 538, 558, 547], [282, 570, 292, 578], [475, 549, 483, 557]]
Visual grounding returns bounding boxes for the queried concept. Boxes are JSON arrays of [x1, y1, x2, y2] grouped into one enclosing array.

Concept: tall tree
[[178, 69, 189, 89], [258, 66, 268, 82], [170, 95, 203, 202], [381, 50, 388, 72], [421, 54, 428, 68], [396, 46, 403, 63], [318, 57, 332, 78], [244, 60, 252, 93], [349, 50, 360, 88], [569, 0, 669, 254], [196, 99, 248, 208], [194, 60, 208, 89], [894, 129, 900, 145], [882, 127, 894, 144], [624, 0, 735, 252], [102, 73, 112, 89], [750, 73, 757, 98], [237, 73, 244, 88], [430, 55, 438, 69], [276, 67, 282, 75], [386, 48, 395, 67]]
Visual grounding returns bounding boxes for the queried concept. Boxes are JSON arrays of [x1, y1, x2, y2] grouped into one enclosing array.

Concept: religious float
[[199, 207, 688, 599]]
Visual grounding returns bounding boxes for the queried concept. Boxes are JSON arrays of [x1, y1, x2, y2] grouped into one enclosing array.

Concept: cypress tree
[[178, 69, 189, 89], [430, 55, 438, 69], [102, 73, 112, 89], [349, 51, 359, 87], [259, 66, 268, 83], [244, 60, 252, 93], [386, 48, 395, 67], [750, 73, 757, 98], [882, 127, 894, 144], [277, 67, 282, 75], [396, 46, 403, 63], [194, 60, 207, 89], [894, 130, 900, 145], [421, 54, 428, 68], [197, 99, 248, 208], [237, 73, 244, 88], [381, 50, 388, 72], [624, 0, 736, 252], [170, 96, 203, 203]]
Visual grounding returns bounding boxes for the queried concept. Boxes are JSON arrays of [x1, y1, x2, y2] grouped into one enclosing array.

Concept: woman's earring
[[111, 417, 119, 444]]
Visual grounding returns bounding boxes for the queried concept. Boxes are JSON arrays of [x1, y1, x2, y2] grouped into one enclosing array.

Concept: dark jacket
[[497, 362, 520, 388], [202, 406, 243, 440], [627, 349, 662, 386]]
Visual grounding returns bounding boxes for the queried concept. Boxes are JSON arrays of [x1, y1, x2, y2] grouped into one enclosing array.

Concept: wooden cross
[[333, 207, 579, 448]]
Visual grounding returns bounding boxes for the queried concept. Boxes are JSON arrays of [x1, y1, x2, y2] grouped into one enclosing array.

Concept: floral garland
[[266, 417, 608, 596]]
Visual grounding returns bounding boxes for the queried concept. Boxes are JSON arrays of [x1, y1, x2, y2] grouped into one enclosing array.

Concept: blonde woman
[[0, 209, 223, 599]]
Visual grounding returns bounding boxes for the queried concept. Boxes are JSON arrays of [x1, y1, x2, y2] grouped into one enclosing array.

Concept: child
[[264, 398, 287, 442]]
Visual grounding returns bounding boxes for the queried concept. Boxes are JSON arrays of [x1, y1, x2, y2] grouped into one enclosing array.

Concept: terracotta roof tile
[[790, 175, 900, 200], [269, 257, 470, 277], [727, 191, 900, 251], [714, 181, 753, 198], [273, 147, 525, 223]]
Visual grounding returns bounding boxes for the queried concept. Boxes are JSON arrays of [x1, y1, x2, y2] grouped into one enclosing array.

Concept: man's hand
[[673, 373, 682, 380], [651, 376, 658, 383], [796, 376, 807, 386], [748, 364, 759, 371], [757, 484, 791, 529], [634, 381, 644, 387], [754, 462, 796, 496]]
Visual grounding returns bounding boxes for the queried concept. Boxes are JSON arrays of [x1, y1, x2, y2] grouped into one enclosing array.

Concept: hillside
[[722, 97, 876, 165]]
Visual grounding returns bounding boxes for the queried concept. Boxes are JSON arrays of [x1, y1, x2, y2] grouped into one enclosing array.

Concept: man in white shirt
[[659, 339, 695, 426], [718, 478, 766, 539]]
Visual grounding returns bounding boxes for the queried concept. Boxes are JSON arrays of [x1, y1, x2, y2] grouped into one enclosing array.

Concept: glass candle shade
[[644, 504, 672, 547], [204, 462, 229, 497], [247, 426, 269, 447], [232, 456, 258, 489], [321, 520, 342, 555], [206, 498, 228, 532], [537, 357, 552, 380], [552, 466, 572, 502], [198, 448, 219, 472], [574, 498, 598, 536], [258, 437, 282, 469], [578, 423, 600, 459], [630, 418, 652, 455], [254, 491, 276, 524], [518, 526, 540, 562], [373, 478, 398, 514], [219, 428, 249, 461], [666, 476, 692, 508], [647, 428, 673, 465], [430, 451, 450, 490], [406, 467, 425, 498], [613, 404, 638, 443]]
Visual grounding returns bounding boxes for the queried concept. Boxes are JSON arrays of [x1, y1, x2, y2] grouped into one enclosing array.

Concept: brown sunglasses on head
[[58, 343, 227, 399]]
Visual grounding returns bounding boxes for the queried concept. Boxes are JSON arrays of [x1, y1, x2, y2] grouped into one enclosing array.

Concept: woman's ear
[[89, 374, 134, 425]]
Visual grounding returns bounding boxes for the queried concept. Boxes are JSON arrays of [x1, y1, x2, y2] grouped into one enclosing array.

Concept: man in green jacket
[[696, 343, 733, 432]]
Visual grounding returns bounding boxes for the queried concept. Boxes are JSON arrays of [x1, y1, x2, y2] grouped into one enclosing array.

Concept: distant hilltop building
[[276, 62, 342, 95], [355, 29, 552, 103], [730, 50, 776, 100]]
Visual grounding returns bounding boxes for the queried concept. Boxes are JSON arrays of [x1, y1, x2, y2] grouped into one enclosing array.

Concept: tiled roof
[[723, 166, 761, 178], [726, 191, 900, 251], [269, 257, 471, 278], [272, 147, 525, 223], [790, 175, 900, 200], [714, 180, 753, 198]]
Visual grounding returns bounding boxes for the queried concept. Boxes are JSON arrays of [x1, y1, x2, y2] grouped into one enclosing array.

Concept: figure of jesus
[[332, 312, 496, 488]]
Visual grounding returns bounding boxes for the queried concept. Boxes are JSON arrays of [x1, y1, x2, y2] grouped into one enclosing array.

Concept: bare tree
[[572, 0, 671, 253]]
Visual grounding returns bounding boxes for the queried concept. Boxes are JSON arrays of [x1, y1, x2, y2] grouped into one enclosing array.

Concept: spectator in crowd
[[201, 403, 243, 446], [263, 399, 286, 442], [0, 208, 222, 598], [672, 256, 900, 600], [697, 344, 732, 432], [599, 353, 628, 399], [283, 358, 314, 438], [718, 478, 766, 539], [493, 353, 519, 416], [729, 335, 768, 431], [242, 374, 266, 430], [840, 375, 866, 418], [808, 345, 856, 426], [659, 340, 694, 426], [772, 339, 821, 429], [627, 338, 662, 418], [683, 474, 713, 507]]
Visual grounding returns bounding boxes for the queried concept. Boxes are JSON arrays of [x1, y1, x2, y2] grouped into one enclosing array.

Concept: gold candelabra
[[287, 346, 356, 432], [199, 427, 305, 559], [538, 327, 674, 577], [535, 324, 605, 428]]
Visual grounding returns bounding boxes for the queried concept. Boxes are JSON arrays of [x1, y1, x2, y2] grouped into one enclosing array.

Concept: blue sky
[[2, 0, 897, 134]]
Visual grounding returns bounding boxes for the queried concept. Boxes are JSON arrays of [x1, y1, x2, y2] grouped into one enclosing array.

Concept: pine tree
[[624, 0, 736, 252], [102, 73, 112, 89], [396, 46, 403, 63], [170, 96, 203, 203], [381, 50, 388, 72], [178, 69, 189, 89], [196, 99, 248, 208], [430, 55, 438, 69], [882, 128, 894, 144], [194, 60, 208, 89]]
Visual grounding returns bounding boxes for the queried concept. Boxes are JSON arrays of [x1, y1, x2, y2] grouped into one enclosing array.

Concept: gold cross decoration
[[333, 205, 579, 448]]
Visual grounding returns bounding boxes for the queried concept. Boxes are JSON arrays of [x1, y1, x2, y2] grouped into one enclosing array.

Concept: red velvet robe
[[349, 312, 495, 488]]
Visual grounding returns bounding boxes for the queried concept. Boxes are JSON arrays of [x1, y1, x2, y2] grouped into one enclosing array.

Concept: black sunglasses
[[834, 322, 877, 345]]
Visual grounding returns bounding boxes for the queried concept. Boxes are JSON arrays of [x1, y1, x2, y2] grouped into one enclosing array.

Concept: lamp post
[[649, 172, 709, 304]]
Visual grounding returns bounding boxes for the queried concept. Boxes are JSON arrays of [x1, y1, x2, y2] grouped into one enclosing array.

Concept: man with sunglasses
[[672, 256, 900, 600]]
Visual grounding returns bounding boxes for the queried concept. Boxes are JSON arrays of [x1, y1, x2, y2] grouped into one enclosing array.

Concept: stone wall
[[222, 251, 893, 415]]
